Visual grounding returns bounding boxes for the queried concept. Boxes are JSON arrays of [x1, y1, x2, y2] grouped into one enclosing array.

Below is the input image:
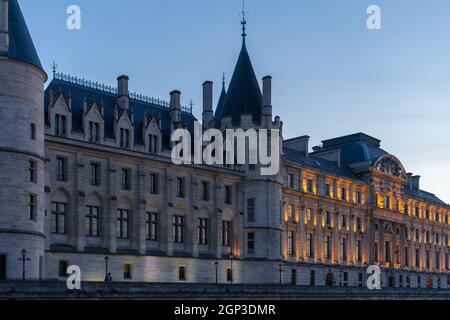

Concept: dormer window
[[89, 121, 100, 143], [55, 114, 67, 137], [149, 134, 158, 154], [120, 128, 130, 148]]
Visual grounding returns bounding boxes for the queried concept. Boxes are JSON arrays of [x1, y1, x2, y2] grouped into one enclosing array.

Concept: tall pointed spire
[[214, 72, 227, 120], [4, 0, 43, 69]]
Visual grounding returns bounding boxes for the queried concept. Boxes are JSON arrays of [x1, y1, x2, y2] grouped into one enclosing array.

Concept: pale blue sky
[[21, 0, 450, 202]]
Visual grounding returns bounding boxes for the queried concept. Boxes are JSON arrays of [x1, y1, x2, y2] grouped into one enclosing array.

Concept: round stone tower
[[0, 0, 47, 280]]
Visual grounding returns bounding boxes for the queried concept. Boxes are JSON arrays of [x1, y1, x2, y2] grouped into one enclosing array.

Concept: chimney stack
[[406, 173, 413, 189], [170, 90, 181, 124], [202, 81, 213, 128], [411, 175, 421, 191], [0, 0, 9, 54], [262, 76, 273, 126], [116, 75, 129, 109]]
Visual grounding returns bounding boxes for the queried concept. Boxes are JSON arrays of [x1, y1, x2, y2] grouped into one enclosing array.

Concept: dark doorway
[[0, 255, 6, 280], [326, 272, 334, 286], [388, 276, 395, 288], [291, 269, 297, 285], [310, 270, 315, 286]]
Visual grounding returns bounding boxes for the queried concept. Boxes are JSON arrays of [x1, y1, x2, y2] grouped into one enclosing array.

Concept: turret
[[0, 0, 47, 280]]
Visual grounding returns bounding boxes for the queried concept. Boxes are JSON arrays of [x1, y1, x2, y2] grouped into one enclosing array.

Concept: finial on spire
[[51, 61, 58, 78], [240, 0, 249, 38], [222, 72, 226, 86]]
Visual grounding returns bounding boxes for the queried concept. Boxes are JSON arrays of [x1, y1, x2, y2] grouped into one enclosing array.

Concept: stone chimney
[[170, 90, 181, 124], [284, 135, 310, 156], [411, 175, 421, 191], [0, 0, 9, 55], [202, 81, 213, 129], [406, 173, 413, 189], [262, 76, 273, 125], [116, 75, 129, 109]]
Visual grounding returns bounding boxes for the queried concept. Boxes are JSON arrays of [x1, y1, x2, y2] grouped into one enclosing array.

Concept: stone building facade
[[0, 0, 449, 288]]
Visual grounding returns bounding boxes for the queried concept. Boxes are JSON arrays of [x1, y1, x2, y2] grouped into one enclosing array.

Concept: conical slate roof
[[214, 79, 227, 121], [218, 39, 262, 124], [7, 0, 43, 69]]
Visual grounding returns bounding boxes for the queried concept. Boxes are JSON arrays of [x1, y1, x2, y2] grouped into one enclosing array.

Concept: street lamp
[[104, 256, 110, 281], [18, 249, 31, 281], [278, 263, 284, 285], [230, 254, 234, 284], [214, 261, 219, 284]]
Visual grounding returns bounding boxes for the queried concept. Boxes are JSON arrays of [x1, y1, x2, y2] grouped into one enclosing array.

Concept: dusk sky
[[21, 0, 450, 203]]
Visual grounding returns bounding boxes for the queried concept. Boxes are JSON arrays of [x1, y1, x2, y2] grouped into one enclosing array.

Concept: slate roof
[[216, 39, 262, 124], [320, 133, 387, 165], [214, 80, 227, 122], [283, 147, 356, 180], [404, 187, 450, 209], [44, 77, 197, 149], [5, 0, 43, 70]]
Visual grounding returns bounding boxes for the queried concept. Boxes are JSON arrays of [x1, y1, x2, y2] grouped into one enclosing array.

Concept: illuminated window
[[355, 191, 362, 205], [307, 233, 314, 258], [287, 231, 295, 256], [307, 208, 313, 222], [124, 264, 132, 279], [287, 205, 294, 220], [307, 179, 314, 193]]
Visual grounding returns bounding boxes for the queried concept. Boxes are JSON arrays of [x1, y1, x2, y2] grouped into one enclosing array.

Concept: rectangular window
[[325, 183, 331, 197], [149, 173, 159, 195], [173, 215, 184, 243], [202, 181, 210, 201], [415, 207, 420, 217], [416, 248, 420, 268], [30, 123, 36, 140], [120, 128, 130, 148], [29, 160, 37, 183], [58, 260, 68, 277], [247, 232, 255, 254], [124, 264, 132, 279], [426, 210, 430, 220], [307, 179, 314, 193], [287, 231, 295, 256], [55, 114, 60, 135], [307, 208, 313, 222], [325, 236, 331, 259], [326, 212, 331, 225], [405, 246, 409, 267], [287, 205, 294, 220], [89, 121, 99, 143], [90, 162, 100, 186], [85, 206, 100, 237], [247, 198, 255, 222], [61, 115, 67, 136], [356, 217, 362, 231], [355, 191, 362, 205], [341, 187, 347, 201], [404, 204, 409, 215], [117, 209, 129, 239], [384, 195, 391, 210], [374, 243, 379, 263], [148, 134, 158, 154], [198, 218, 208, 245], [307, 233, 314, 258], [56, 157, 68, 182], [28, 194, 36, 220], [356, 240, 361, 262], [178, 266, 187, 281], [121, 168, 131, 191], [341, 238, 348, 261], [385, 241, 391, 263], [227, 268, 233, 282], [287, 174, 294, 188], [342, 215, 347, 228], [176, 177, 185, 198], [222, 221, 232, 247], [225, 186, 232, 205], [146, 212, 158, 241], [51, 202, 67, 234]]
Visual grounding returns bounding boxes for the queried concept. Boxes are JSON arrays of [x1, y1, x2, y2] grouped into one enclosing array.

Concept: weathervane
[[240, 0, 249, 38], [51, 61, 58, 78]]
